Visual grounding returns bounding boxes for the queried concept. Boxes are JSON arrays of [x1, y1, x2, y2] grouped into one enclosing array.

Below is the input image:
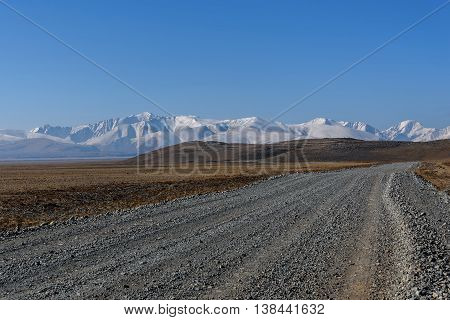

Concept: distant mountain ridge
[[0, 112, 448, 159]]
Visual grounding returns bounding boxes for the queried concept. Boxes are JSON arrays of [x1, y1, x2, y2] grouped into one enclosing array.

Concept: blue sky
[[0, 0, 449, 130]]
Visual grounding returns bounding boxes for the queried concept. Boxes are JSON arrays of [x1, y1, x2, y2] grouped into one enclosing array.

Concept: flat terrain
[[0, 161, 372, 230], [1, 163, 449, 299]]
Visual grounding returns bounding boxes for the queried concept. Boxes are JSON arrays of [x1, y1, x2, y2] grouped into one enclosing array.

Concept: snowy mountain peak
[[396, 120, 423, 131], [31, 124, 72, 139], [173, 115, 203, 128], [382, 120, 449, 142], [1, 112, 448, 159], [121, 112, 154, 124], [136, 111, 153, 120], [339, 121, 380, 135], [305, 118, 337, 126]]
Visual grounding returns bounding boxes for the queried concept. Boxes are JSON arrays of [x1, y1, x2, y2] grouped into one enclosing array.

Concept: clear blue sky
[[0, 0, 449, 130]]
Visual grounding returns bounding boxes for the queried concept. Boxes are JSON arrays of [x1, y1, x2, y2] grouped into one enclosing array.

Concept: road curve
[[1, 163, 449, 299]]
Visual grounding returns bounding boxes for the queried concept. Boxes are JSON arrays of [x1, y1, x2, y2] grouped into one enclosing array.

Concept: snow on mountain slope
[[1, 113, 448, 159], [288, 118, 381, 141], [0, 134, 23, 143], [338, 121, 380, 136], [0, 139, 102, 159], [0, 129, 71, 144], [204, 117, 292, 143], [0, 129, 27, 138], [381, 120, 450, 142]]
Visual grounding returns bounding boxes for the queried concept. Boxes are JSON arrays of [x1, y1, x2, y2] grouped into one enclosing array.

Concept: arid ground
[[416, 160, 450, 193], [1, 138, 449, 231], [0, 161, 370, 230]]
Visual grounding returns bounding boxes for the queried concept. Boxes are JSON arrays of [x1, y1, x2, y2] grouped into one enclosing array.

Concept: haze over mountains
[[0, 112, 448, 159]]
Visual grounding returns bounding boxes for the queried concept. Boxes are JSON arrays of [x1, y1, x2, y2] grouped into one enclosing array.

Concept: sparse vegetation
[[1, 138, 448, 231], [415, 160, 450, 194], [0, 161, 373, 230]]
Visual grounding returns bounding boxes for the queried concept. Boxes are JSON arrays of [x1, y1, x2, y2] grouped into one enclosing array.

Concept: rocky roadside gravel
[[386, 171, 450, 299]]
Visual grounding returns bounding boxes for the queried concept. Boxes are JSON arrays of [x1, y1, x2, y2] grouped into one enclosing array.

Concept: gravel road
[[1, 163, 449, 299]]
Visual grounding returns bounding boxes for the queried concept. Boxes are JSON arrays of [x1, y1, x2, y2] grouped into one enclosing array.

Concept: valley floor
[[0, 161, 372, 230]]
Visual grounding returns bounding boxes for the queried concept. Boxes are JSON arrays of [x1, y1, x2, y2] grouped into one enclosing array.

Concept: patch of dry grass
[[415, 160, 450, 194], [0, 161, 374, 230]]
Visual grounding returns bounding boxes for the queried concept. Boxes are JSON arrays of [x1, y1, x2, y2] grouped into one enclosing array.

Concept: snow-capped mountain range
[[0, 112, 448, 159]]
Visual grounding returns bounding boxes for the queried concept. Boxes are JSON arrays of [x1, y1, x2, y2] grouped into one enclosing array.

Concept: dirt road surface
[[1, 163, 449, 299]]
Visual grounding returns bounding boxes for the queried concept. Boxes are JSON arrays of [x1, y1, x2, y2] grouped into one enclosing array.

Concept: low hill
[[126, 138, 450, 166]]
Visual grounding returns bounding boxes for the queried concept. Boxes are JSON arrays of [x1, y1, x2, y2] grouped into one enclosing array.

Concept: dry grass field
[[1, 138, 448, 231], [0, 161, 373, 230], [415, 160, 450, 194]]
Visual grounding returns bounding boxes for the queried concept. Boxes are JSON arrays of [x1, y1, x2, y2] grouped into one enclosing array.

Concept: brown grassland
[[0, 161, 373, 230], [415, 159, 450, 194]]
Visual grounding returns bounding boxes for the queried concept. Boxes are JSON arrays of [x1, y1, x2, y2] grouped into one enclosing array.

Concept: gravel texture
[[0, 163, 449, 299]]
